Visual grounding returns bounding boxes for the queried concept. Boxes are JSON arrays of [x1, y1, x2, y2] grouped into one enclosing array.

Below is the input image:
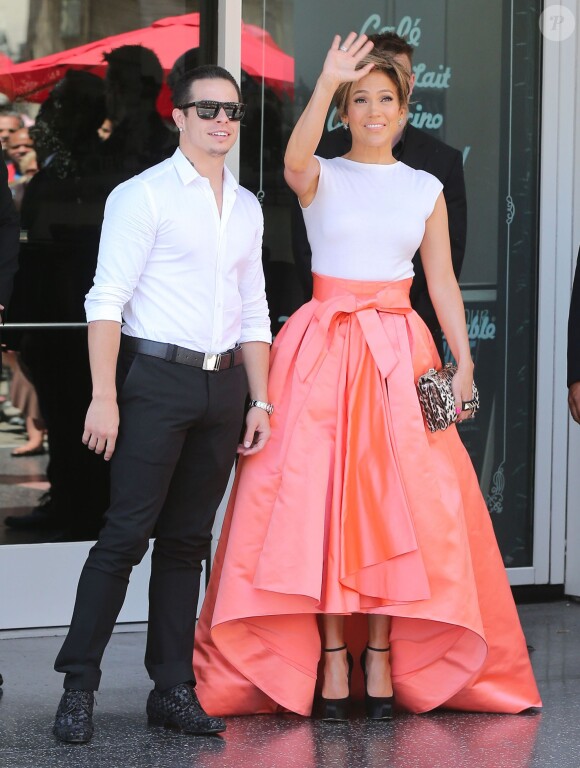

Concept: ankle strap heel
[[360, 645, 394, 720], [318, 645, 353, 722]]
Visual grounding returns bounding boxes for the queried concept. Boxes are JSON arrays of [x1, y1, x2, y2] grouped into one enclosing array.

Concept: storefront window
[[0, 0, 207, 545], [240, 0, 541, 567]]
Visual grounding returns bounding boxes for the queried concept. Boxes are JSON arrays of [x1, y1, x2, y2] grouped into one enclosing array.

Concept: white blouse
[[301, 156, 443, 282]]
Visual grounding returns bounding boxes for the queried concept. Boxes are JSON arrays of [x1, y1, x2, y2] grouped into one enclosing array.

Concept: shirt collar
[[172, 147, 239, 191]]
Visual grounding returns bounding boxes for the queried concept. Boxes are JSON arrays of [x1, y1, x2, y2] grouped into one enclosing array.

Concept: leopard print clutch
[[417, 363, 480, 433]]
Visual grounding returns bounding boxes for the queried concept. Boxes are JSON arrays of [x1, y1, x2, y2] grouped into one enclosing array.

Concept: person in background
[[0, 107, 24, 181], [0, 154, 21, 690], [0, 153, 20, 349], [101, 45, 176, 175], [291, 32, 467, 360], [3, 349, 46, 456], [567, 245, 580, 423], [4, 71, 111, 538], [6, 127, 34, 178], [7, 127, 37, 211], [97, 118, 114, 142]]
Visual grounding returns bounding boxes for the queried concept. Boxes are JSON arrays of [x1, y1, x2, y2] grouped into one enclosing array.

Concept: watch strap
[[249, 399, 274, 416]]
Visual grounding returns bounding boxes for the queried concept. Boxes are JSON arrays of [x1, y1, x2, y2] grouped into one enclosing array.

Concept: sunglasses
[[178, 100, 246, 121]]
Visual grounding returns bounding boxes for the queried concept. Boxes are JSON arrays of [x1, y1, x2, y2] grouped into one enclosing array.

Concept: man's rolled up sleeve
[[239, 211, 272, 344]]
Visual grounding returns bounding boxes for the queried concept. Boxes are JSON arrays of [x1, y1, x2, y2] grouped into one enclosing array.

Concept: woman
[[193, 33, 541, 720]]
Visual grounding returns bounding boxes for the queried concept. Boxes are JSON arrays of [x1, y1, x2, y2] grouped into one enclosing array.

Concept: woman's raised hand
[[321, 33, 375, 87]]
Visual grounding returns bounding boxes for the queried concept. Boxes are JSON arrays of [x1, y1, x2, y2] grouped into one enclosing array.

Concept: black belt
[[122, 336, 243, 371]]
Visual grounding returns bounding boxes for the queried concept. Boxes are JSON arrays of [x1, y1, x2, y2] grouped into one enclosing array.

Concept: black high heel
[[319, 644, 353, 721], [360, 645, 394, 720]]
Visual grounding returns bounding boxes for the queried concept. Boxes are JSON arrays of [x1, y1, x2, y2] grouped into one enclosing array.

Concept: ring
[[462, 399, 477, 411], [339, 45, 349, 51]]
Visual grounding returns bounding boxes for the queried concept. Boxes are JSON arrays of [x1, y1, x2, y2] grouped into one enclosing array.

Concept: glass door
[[0, 0, 217, 629], [239, 0, 543, 580]]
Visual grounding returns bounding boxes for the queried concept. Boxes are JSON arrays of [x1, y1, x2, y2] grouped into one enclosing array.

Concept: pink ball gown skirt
[[194, 273, 541, 716]]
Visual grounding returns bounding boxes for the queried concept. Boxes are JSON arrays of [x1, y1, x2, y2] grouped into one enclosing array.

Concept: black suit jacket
[[567, 246, 580, 386], [291, 124, 467, 359], [0, 156, 20, 311]]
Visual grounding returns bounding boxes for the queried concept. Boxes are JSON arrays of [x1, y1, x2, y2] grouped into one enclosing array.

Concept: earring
[[397, 118, 403, 126], [342, 121, 349, 130], [178, 127, 184, 132]]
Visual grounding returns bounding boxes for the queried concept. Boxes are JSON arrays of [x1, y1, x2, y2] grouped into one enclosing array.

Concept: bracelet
[[249, 399, 274, 416]]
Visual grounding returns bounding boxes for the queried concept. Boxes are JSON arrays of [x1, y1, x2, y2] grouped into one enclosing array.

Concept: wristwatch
[[249, 399, 274, 416]]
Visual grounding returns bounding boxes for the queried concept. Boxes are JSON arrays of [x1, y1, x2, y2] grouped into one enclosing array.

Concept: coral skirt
[[194, 274, 541, 716]]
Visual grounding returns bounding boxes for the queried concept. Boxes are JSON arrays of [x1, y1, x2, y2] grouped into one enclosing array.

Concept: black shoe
[[318, 644, 353, 722], [361, 645, 394, 720], [146, 682, 225, 735], [53, 690, 95, 743], [4, 494, 64, 531]]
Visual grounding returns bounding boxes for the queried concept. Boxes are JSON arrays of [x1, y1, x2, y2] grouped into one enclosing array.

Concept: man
[[52, 65, 272, 743], [568, 246, 580, 423], [0, 108, 23, 152], [292, 32, 467, 359], [5, 127, 34, 175], [0, 108, 24, 180], [6, 127, 36, 211]]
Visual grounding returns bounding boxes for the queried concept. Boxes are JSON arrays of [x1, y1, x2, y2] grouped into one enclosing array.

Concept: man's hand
[[82, 395, 119, 461], [569, 382, 580, 424], [237, 406, 271, 456]]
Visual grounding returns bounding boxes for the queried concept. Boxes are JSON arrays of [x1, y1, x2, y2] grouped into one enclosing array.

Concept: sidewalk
[[0, 601, 579, 768]]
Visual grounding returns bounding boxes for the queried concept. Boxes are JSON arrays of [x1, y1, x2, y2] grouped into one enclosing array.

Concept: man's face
[[6, 128, 34, 164], [173, 78, 241, 160], [0, 115, 22, 151]]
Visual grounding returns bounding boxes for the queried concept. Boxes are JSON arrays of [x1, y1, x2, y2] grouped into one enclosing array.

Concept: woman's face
[[344, 70, 406, 149]]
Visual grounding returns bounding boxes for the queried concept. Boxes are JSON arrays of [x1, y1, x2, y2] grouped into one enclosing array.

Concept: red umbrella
[[0, 13, 294, 112]]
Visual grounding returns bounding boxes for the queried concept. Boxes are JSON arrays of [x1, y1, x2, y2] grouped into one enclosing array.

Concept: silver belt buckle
[[202, 353, 221, 371]]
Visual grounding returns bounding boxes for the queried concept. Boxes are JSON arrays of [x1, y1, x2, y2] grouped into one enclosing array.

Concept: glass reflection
[[1, 3, 203, 544], [239, 0, 541, 568], [181, 710, 541, 768]]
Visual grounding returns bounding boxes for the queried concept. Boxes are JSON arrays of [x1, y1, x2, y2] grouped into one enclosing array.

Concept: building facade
[[0, 0, 579, 629]]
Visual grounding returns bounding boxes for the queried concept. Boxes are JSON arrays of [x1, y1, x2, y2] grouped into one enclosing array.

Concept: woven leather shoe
[[53, 690, 95, 743], [147, 682, 225, 735]]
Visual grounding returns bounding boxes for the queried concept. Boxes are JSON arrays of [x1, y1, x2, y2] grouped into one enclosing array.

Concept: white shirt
[[301, 157, 443, 281], [85, 148, 271, 353]]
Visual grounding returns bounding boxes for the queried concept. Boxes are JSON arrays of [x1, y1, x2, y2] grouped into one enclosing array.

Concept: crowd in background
[[0, 45, 181, 540]]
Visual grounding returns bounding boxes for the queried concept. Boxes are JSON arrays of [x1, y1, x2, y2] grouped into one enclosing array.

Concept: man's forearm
[[88, 320, 122, 399], [240, 341, 270, 402]]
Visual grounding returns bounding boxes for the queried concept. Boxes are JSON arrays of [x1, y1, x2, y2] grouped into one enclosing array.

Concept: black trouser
[[54, 344, 247, 691]]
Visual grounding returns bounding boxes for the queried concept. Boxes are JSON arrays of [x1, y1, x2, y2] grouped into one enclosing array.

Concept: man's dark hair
[[367, 32, 415, 61], [172, 65, 242, 110]]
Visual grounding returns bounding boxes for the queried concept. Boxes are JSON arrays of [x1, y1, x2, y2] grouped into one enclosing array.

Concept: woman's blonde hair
[[334, 51, 410, 119]]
